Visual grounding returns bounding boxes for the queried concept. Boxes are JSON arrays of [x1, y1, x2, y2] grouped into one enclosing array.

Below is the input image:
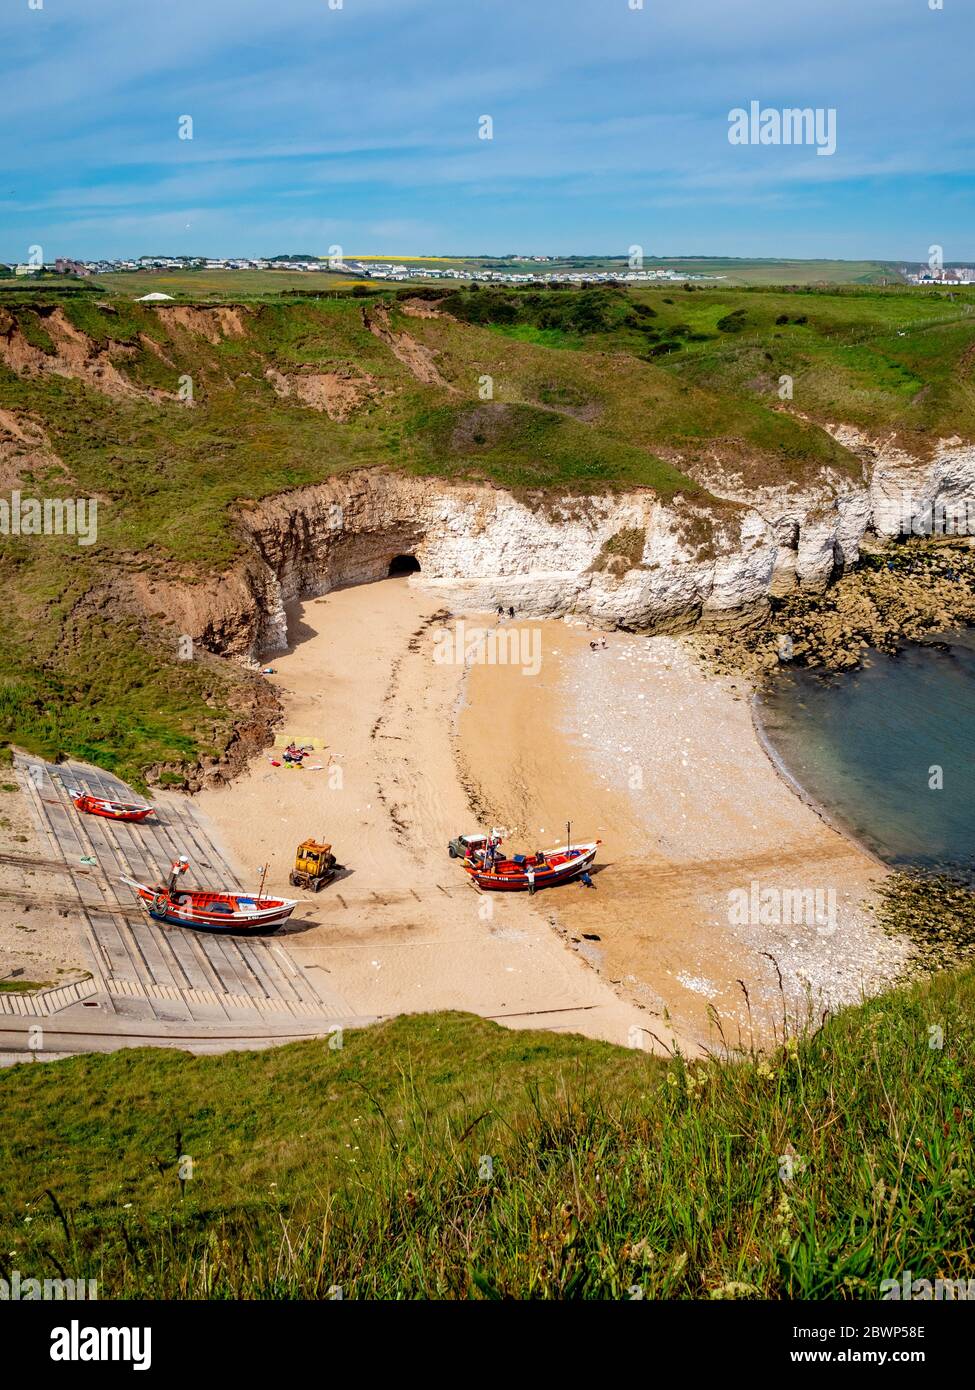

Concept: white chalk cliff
[[174, 437, 975, 659]]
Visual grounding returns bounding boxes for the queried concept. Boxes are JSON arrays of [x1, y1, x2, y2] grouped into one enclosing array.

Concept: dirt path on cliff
[[196, 580, 664, 1051]]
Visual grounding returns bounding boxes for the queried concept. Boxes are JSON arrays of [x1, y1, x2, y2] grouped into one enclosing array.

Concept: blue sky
[[1, 0, 972, 262]]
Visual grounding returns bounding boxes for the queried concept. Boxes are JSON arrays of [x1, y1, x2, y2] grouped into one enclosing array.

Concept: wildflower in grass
[[778, 1143, 807, 1182], [685, 1066, 710, 1097], [710, 1280, 761, 1299], [773, 1191, 794, 1247], [756, 1060, 775, 1080], [624, 1237, 654, 1264]]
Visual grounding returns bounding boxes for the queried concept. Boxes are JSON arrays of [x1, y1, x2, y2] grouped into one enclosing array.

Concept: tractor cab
[[289, 839, 339, 892]]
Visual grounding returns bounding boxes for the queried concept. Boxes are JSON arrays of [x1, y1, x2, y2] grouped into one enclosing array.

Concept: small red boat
[[70, 789, 155, 823], [121, 858, 296, 934], [462, 838, 600, 892]]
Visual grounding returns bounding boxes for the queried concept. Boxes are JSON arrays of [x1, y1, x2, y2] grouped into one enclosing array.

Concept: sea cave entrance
[[388, 553, 421, 576]]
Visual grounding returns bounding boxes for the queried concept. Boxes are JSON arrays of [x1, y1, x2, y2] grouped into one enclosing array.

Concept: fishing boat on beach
[[460, 832, 600, 892], [121, 857, 296, 934], [70, 790, 155, 823]]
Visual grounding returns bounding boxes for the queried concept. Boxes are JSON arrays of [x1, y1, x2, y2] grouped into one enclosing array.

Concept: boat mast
[[257, 862, 269, 904], [566, 820, 571, 854]]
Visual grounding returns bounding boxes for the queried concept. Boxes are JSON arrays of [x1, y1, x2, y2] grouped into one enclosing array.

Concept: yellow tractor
[[289, 839, 340, 892]]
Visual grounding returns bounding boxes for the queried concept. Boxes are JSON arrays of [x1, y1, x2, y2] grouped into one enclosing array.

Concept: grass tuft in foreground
[[1, 965, 972, 1299]]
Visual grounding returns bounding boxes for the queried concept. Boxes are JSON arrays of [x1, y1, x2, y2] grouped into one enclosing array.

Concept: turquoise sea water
[[756, 632, 975, 874]]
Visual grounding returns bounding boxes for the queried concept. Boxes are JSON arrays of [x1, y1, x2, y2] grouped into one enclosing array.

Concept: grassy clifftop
[[2, 965, 973, 1299]]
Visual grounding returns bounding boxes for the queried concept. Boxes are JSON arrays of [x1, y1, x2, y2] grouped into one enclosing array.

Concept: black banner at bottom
[[3, 1297, 967, 1375]]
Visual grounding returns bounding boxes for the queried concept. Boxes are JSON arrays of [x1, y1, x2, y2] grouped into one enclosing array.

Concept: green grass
[[86, 269, 364, 298], [406, 400, 703, 497], [0, 603, 237, 791], [1, 962, 972, 1299]]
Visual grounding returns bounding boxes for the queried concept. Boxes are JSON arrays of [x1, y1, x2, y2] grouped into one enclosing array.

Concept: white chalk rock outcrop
[[204, 435, 975, 657]]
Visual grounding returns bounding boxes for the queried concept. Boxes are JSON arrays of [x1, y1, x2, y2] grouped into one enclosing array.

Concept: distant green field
[[94, 269, 363, 297], [642, 258, 906, 286]]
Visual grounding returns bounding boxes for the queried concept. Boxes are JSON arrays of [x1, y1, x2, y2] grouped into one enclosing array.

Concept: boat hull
[[147, 906, 290, 934], [126, 881, 297, 934], [463, 842, 599, 891], [72, 793, 154, 823]]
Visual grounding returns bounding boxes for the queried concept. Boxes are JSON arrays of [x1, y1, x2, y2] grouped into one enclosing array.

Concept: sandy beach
[[460, 622, 908, 1045], [192, 575, 908, 1053], [196, 581, 657, 1050]]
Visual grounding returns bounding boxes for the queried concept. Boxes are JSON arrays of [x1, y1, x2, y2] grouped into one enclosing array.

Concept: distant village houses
[[2, 251, 726, 287], [903, 265, 975, 285], [15, 252, 974, 291]]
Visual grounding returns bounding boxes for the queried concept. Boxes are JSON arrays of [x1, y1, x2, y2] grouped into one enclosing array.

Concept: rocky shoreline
[[690, 537, 975, 679], [871, 872, 975, 980]]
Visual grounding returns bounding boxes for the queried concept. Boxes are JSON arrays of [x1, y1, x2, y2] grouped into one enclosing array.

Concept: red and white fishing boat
[[70, 789, 155, 823], [121, 858, 296, 934], [461, 834, 600, 892]]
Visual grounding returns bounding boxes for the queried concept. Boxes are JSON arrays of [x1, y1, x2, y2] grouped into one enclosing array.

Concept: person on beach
[[508, 606, 515, 619]]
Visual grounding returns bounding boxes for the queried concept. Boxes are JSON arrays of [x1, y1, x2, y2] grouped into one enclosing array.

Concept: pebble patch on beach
[[558, 631, 770, 859]]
